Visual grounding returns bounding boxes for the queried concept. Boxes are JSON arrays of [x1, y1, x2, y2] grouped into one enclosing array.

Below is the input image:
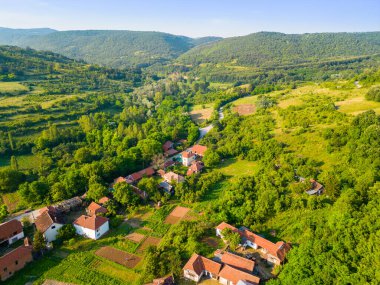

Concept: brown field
[[164, 215, 181, 224], [190, 108, 213, 124], [126, 232, 145, 243], [233, 104, 255, 115], [165, 206, 191, 224], [202, 237, 220, 249], [95, 246, 141, 268], [137, 236, 162, 252]]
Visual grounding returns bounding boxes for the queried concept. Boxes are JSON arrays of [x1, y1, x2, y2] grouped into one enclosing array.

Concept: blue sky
[[0, 0, 379, 37]]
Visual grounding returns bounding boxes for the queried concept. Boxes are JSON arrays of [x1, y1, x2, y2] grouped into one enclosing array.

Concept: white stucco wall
[[184, 269, 202, 282], [44, 223, 63, 242], [219, 277, 230, 285], [74, 221, 109, 240], [8, 231, 24, 244], [182, 156, 195, 166], [245, 240, 258, 249]]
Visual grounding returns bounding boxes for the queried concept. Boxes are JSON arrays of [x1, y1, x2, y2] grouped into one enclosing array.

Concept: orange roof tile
[[73, 215, 108, 230], [216, 222, 239, 233], [183, 253, 222, 276], [218, 265, 260, 285], [98, 197, 110, 204], [192, 145, 208, 156], [216, 250, 255, 272], [0, 220, 23, 241], [87, 202, 107, 215], [35, 211, 63, 233]]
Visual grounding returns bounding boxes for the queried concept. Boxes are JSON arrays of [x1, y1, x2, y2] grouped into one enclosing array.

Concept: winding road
[[198, 106, 224, 141]]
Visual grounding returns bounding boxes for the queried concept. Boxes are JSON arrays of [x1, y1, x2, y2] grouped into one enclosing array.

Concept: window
[[13, 231, 17, 235], [15, 260, 18, 265], [51, 225, 56, 229], [3, 267, 7, 272]]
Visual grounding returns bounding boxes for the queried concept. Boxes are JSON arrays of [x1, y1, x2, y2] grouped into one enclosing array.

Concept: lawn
[[218, 158, 258, 178], [0, 154, 42, 170]]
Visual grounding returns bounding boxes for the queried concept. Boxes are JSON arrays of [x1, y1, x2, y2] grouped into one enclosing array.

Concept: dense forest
[[0, 29, 379, 285]]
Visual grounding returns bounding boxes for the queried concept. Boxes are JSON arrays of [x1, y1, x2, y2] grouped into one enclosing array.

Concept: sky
[[0, 0, 379, 37]]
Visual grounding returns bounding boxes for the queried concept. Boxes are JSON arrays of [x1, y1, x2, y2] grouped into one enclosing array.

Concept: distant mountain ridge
[[0, 27, 221, 68], [178, 31, 380, 68]]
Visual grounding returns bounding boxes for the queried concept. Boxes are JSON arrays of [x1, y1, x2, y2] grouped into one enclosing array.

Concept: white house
[[0, 220, 24, 245], [181, 151, 196, 166], [183, 253, 222, 282], [73, 215, 109, 240], [34, 210, 64, 242]]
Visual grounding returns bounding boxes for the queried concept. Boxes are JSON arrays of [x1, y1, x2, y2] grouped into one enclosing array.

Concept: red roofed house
[[145, 274, 174, 285], [306, 179, 324, 195], [126, 167, 155, 184], [187, 161, 204, 176], [218, 265, 260, 285], [181, 151, 196, 166], [191, 144, 208, 157], [215, 222, 291, 265], [162, 141, 174, 152], [0, 239, 33, 281], [0, 220, 24, 245], [98, 196, 110, 205], [183, 253, 222, 282], [163, 171, 185, 184], [214, 250, 255, 273], [87, 202, 108, 216], [34, 210, 64, 242], [73, 215, 109, 240]]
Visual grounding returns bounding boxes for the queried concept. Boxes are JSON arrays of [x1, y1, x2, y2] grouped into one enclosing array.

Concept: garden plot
[[95, 246, 141, 268], [137, 237, 162, 253], [164, 206, 190, 224], [126, 232, 145, 243]]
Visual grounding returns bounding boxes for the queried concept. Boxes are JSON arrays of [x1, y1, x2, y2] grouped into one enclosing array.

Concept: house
[[126, 167, 155, 184], [183, 253, 260, 285], [98, 196, 110, 205], [159, 181, 173, 194], [183, 253, 222, 282], [163, 171, 185, 184], [218, 265, 260, 285], [39, 205, 57, 215], [0, 220, 24, 245], [187, 161, 204, 176], [0, 238, 33, 281], [73, 215, 109, 240], [162, 141, 174, 152], [215, 222, 291, 265], [87, 202, 107, 216], [306, 179, 324, 195], [157, 169, 166, 177], [34, 210, 64, 242], [181, 151, 196, 166], [112, 176, 127, 186], [145, 274, 174, 285], [214, 250, 255, 273], [191, 145, 208, 157]]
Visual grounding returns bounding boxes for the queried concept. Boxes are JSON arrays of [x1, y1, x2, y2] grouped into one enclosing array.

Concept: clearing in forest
[[190, 106, 214, 124], [95, 246, 141, 268]]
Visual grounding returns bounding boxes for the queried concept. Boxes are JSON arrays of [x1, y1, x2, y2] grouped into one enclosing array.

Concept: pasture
[[190, 103, 214, 124]]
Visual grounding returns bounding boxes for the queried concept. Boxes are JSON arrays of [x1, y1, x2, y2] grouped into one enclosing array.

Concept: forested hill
[[0, 28, 221, 68], [178, 31, 380, 67]]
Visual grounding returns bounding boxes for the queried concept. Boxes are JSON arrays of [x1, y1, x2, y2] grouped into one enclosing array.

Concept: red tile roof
[[164, 171, 185, 183], [113, 176, 126, 184], [240, 227, 290, 262], [215, 250, 255, 272], [165, 149, 179, 156], [182, 151, 195, 159], [216, 222, 239, 233], [191, 145, 208, 156], [183, 253, 222, 276], [128, 167, 155, 182], [0, 220, 23, 241], [39, 205, 57, 214], [0, 245, 32, 281], [87, 202, 107, 215], [187, 161, 204, 175], [218, 265, 260, 285], [162, 141, 174, 152], [74, 215, 108, 230], [35, 211, 63, 233], [98, 197, 110, 205], [157, 169, 166, 177]]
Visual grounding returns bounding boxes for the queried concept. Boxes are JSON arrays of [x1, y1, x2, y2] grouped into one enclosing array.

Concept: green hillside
[[179, 31, 380, 67], [0, 28, 221, 68]]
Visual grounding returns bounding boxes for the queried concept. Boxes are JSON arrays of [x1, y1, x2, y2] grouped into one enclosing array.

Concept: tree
[[203, 150, 221, 167], [221, 228, 241, 250], [137, 139, 162, 161], [74, 147, 93, 164], [87, 176, 108, 201], [10, 155, 19, 170], [0, 205, 8, 222], [19, 181, 49, 204], [138, 177, 161, 202], [0, 168, 24, 192], [151, 153, 165, 170], [113, 182, 140, 208], [366, 85, 380, 102], [8, 132, 14, 151], [33, 231, 45, 253], [57, 224, 76, 241]]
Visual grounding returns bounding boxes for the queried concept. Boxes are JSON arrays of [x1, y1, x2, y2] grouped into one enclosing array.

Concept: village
[[0, 138, 323, 284]]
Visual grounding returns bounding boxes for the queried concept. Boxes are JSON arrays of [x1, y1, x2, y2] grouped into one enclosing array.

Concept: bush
[[366, 85, 380, 102]]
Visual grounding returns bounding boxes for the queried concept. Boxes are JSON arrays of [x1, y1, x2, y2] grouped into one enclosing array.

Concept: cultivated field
[[126, 232, 145, 243], [137, 236, 162, 253], [165, 206, 190, 224], [95, 246, 141, 268]]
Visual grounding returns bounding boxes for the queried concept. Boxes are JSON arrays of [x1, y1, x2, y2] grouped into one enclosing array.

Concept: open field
[[0, 154, 43, 170], [1, 192, 21, 212], [218, 158, 258, 178], [233, 104, 255, 115], [190, 104, 214, 124], [0, 82, 28, 92], [95, 246, 141, 268], [335, 96, 380, 115], [126, 232, 145, 243]]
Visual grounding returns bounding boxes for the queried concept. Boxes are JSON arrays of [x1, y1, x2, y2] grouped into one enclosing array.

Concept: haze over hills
[[0, 27, 221, 68], [178, 31, 380, 68]]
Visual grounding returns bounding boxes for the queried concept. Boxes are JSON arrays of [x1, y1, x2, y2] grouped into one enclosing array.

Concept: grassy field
[[218, 158, 258, 178], [335, 96, 380, 115], [0, 82, 28, 92], [0, 154, 43, 170], [190, 103, 214, 124]]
